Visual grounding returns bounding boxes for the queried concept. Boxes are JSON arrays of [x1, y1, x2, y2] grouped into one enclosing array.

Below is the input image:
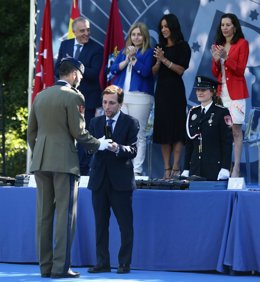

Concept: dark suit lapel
[[78, 39, 91, 61], [97, 116, 107, 137], [78, 42, 89, 61], [113, 111, 124, 137], [67, 39, 75, 57]]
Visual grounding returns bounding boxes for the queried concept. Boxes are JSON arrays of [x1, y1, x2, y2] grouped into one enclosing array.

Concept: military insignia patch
[[224, 115, 232, 126]]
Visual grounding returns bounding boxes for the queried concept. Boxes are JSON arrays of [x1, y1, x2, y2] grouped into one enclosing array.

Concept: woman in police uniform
[[182, 76, 233, 181]]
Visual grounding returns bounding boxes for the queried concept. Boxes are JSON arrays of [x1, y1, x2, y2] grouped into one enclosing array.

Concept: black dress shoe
[[88, 265, 111, 273], [51, 268, 80, 278], [117, 265, 130, 274], [41, 273, 51, 278]]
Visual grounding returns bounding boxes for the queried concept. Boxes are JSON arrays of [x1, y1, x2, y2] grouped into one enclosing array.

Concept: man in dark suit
[[87, 85, 140, 274], [55, 16, 103, 175], [182, 76, 233, 180], [28, 58, 112, 279]]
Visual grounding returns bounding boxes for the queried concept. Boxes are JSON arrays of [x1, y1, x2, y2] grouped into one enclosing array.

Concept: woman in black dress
[[152, 14, 191, 179]]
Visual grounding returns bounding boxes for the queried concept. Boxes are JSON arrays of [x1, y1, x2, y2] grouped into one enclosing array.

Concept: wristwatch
[[131, 56, 136, 62]]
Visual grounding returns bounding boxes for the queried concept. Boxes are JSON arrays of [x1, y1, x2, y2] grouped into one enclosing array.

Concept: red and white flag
[[67, 0, 80, 39], [99, 0, 125, 90], [32, 0, 54, 102]]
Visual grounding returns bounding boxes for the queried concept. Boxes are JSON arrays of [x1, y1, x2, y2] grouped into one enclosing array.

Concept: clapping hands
[[153, 46, 165, 63], [126, 46, 137, 60], [211, 45, 228, 62]]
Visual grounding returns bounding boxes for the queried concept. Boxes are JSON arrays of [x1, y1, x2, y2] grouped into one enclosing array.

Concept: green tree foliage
[[0, 1, 30, 176]]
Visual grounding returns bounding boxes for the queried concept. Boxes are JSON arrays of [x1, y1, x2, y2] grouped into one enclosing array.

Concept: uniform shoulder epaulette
[[70, 86, 79, 93], [215, 104, 225, 108], [190, 105, 200, 110]]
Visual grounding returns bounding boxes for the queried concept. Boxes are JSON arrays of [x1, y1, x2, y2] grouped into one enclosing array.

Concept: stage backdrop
[[35, 0, 260, 181]]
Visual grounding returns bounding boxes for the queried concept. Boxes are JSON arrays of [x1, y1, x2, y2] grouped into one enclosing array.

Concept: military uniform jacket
[[184, 103, 233, 180], [27, 82, 100, 176]]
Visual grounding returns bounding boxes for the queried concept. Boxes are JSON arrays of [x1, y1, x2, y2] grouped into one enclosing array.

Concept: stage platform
[[0, 186, 260, 273]]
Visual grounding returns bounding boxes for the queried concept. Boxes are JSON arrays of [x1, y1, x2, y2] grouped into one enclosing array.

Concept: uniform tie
[[201, 108, 205, 118], [74, 44, 82, 59]]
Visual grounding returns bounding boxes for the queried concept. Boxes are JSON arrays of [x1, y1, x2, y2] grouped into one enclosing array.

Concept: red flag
[[32, 0, 54, 102], [99, 0, 125, 90], [68, 0, 80, 39]]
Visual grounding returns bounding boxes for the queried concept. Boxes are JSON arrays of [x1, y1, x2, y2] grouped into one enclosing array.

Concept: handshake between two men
[[98, 135, 120, 154]]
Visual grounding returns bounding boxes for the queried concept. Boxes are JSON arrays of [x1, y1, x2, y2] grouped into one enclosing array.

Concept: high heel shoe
[[163, 168, 172, 179], [171, 169, 181, 177]]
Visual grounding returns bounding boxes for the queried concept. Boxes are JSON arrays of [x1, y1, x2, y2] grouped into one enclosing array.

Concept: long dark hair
[[214, 13, 244, 45], [158, 14, 184, 46]]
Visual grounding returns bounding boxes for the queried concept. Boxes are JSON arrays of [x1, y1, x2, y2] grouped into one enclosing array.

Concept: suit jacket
[[110, 48, 155, 96], [212, 38, 249, 100], [88, 111, 139, 191], [184, 103, 233, 180], [27, 82, 100, 176], [55, 38, 104, 109]]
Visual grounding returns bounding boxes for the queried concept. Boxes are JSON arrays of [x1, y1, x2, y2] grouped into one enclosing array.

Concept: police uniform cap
[[194, 75, 220, 90], [60, 57, 85, 75]]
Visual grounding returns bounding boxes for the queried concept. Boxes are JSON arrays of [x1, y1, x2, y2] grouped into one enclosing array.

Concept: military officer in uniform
[[181, 76, 233, 181], [28, 58, 112, 279]]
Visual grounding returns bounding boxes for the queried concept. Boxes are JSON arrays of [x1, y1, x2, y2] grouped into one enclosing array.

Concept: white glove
[[181, 170, 189, 177], [98, 136, 112, 151], [217, 168, 230, 180]]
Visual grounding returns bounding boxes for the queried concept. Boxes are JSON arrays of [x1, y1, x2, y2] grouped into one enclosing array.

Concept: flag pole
[[26, 0, 36, 173]]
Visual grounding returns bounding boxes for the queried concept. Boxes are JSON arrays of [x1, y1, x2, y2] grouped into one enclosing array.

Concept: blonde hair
[[125, 22, 151, 54]]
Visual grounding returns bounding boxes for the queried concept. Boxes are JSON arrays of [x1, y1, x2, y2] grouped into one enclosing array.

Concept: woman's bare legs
[[161, 142, 184, 178], [231, 124, 243, 177], [161, 144, 173, 179], [171, 142, 184, 176]]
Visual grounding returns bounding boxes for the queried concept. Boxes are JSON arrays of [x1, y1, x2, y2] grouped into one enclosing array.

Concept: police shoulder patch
[[215, 104, 225, 108], [190, 105, 200, 112], [224, 115, 233, 126]]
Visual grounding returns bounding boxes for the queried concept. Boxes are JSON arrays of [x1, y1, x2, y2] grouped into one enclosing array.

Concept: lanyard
[[186, 109, 200, 139]]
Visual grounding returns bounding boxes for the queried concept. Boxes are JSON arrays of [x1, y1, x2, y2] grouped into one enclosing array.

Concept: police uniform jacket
[[27, 82, 100, 176], [184, 103, 233, 180]]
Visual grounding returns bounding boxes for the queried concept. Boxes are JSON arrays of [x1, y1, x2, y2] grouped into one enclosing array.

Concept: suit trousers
[[91, 175, 134, 267], [35, 171, 79, 275]]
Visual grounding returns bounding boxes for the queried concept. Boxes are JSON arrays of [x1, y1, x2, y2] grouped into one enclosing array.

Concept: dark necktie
[[105, 119, 114, 139], [107, 119, 115, 132], [74, 44, 81, 59], [201, 108, 205, 118]]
